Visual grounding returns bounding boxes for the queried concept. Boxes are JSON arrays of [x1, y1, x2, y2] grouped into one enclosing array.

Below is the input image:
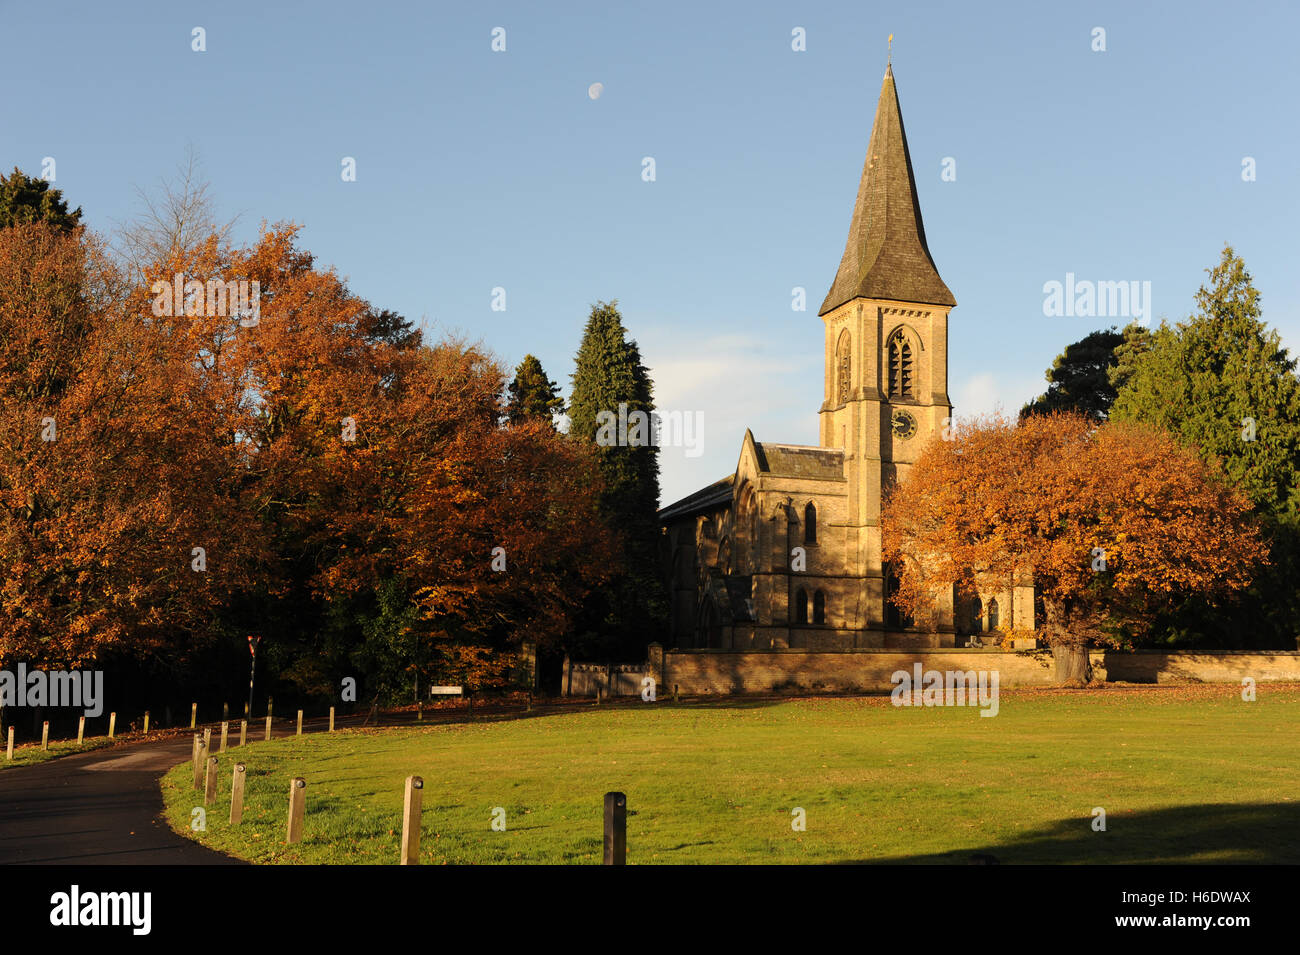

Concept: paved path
[[0, 701, 594, 865], [0, 734, 242, 865]]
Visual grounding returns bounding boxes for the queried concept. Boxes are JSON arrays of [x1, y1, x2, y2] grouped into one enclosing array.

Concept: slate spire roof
[[819, 64, 956, 315]]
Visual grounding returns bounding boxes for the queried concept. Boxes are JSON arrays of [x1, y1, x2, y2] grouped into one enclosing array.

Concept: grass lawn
[[1, 735, 116, 770], [161, 684, 1300, 864]]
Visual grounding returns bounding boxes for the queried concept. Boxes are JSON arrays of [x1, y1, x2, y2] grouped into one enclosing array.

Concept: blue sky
[[3, 0, 1297, 504]]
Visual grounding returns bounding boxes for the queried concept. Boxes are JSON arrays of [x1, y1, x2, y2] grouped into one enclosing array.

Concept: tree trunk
[[1053, 643, 1093, 684]]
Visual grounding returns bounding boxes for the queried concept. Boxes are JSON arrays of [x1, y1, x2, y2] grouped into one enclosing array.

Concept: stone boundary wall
[[651, 647, 1300, 695]]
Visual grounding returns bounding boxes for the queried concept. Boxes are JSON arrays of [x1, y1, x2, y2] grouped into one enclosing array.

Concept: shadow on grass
[[841, 801, 1300, 865]]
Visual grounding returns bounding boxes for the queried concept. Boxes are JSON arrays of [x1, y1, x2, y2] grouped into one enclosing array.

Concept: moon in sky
[[588, 82, 603, 100]]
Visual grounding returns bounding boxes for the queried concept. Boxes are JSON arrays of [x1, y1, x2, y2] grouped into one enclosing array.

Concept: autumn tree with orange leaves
[[881, 413, 1268, 682], [0, 221, 260, 666], [0, 214, 616, 703]]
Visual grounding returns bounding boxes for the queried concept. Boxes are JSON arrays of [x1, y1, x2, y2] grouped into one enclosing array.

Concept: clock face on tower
[[891, 409, 917, 440]]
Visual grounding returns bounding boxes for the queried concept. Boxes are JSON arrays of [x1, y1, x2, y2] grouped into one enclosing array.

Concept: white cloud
[[953, 372, 1041, 422], [641, 331, 819, 506]]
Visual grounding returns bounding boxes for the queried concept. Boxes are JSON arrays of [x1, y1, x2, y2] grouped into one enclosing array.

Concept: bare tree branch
[[114, 144, 240, 271]]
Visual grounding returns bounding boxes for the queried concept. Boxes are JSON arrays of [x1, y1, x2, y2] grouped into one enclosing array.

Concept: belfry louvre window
[[888, 330, 914, 399], [835, 331, 852, 404]]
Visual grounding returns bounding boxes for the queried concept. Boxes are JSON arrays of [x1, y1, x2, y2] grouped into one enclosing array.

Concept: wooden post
[[286, 777, 306, 843], [192, 737, 206, 789], [603, 791, 627, 865], [267, 696, 273, 720], [191, 733, 200, 769], [6, 726, 13, 760], [219, 721, 228, 753], [230, 763, 246, 824], [202, 727, 211, 755], [204, 756, 218, 804], [264, 715, 272, 741], [296, 710, 303, 736], [143, 710, 150, 734], [239, 720, 247, 746], [328, 707, 335, 732], [400, 776, 423, 865], [77, 716, 85, 744], [190, 702, 197, 729], [41, 721, 48, 751], [108, 712, 116, 739]]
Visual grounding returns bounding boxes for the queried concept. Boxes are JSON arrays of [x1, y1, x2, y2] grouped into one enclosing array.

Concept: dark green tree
[[1021, 328, 1128, 421], [1107, 322, 1156, 397], [358, 307, 421, 351], [0, 168, 82, 230], [1112, 245, 1300, 648], [568, 300, 666, 657], [506, 354, 564, 425]]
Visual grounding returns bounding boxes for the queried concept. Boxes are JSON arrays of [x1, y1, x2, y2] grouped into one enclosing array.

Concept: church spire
[[819, 64, 955, 315]]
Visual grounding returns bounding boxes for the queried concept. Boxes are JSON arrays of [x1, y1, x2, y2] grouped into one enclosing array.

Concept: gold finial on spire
[[887, 33, 893, 65]]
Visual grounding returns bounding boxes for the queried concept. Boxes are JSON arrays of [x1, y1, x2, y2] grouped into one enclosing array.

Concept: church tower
[[818, 63, 956, 639]]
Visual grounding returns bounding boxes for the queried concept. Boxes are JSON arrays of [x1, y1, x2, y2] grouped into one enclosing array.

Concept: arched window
[[835, 330, 851, 404], [972, 597, 983, 633], [804, 502, 817, 544], [795, 588, 808, 624], [888, 329, 914, 399], [885, 563, 913, 629], [988, 598, 1000, 632], [813, 591, 826, 624]]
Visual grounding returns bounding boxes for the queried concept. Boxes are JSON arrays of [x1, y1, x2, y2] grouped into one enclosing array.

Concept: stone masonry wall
[[654, 648, 1300, 695]]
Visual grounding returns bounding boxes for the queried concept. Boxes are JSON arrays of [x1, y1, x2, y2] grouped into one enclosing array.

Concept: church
[[658, 63, 1033, 651]]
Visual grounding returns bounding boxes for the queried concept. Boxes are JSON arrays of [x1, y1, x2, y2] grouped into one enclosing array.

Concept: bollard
[[192, 738, 206, 790], [109, 712, 116, 739], [202, 727, 211, 756], [191, 733, 201, 770], [41, 721, 49, 751], [190, 702, 197, 729], [77, 716, 85, 744], [204, 756, 218, 805], [230, 763, 246, 824], [143, 710, 150, 734], [219, 721, 228, 753], [264, 715, 272, 741], [603, 791, 627, 865], [239, 719, 247, 747], [286, 777, 306, 844], [329, 707, 334, 733], [6, 725, 13, 760], [400, 776, 423, 865], [296, 710, 303, 736]]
